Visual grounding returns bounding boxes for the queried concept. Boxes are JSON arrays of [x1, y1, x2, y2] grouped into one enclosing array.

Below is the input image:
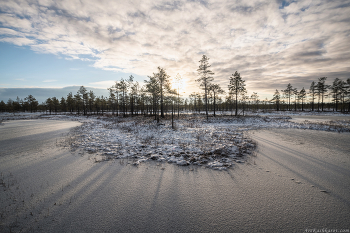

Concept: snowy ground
[[1, 112, 350, 232], [0, 112, 42, 121], [1, 119, 349, 232], [69, 116, 259, 170], [58, 113, 350, 170], [1, 111, 349, 171]]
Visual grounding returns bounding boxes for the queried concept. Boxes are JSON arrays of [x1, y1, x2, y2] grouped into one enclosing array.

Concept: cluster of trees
[[106, 55, 247, 120], [1, 55, 350, 116], [271, 77, 350, 112], [0, 95, 39, 113], [0, 86, 111, 114], [44, 86, 111, 115]]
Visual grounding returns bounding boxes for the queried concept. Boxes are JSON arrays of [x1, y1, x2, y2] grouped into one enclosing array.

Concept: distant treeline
[[1, 55, 350, 116]]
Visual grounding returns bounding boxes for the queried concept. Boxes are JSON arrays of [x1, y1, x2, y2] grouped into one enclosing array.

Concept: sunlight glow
[[172, 73, 186, 94]]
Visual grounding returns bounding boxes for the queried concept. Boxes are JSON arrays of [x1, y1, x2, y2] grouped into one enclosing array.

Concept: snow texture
[[65, 115, 256, 169], [1, 111, 349, 170]]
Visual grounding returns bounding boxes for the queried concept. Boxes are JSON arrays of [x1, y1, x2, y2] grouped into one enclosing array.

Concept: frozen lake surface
[[0, 119, 349, 232]]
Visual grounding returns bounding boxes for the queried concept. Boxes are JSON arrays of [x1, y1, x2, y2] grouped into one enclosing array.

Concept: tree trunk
[[205, 85, 208, 120], [235, 90, 238, 116]]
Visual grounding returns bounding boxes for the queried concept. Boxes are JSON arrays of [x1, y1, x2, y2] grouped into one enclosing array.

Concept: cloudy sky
[[1, 0, 350, 101]]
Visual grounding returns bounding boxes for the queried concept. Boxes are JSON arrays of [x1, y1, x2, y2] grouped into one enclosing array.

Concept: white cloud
[[0, 0, 350, 96], [0, 37, 34, 46], [43, 79, 57, 82], [89, 80, 116, 89], [0, 28, 21, 36]]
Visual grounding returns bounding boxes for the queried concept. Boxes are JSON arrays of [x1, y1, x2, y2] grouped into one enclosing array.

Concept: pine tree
[[271, 89, 281, 111], [128, 75, 139, 116], [196, 55, 214, 120], [88, 91, 95, 114], [0, 100, 6, 112], [339, 79, 347, 112], [156, 67, 171, 118], [250, 92, 259, 112], [293, 88, 298, 111], [309, 81, 316, 111], [118, 78, 129, 117], [79, 86, 88, 115], [145, 73, 161, 120], [228, 71, 246, 116], [52, 97, 59, 113], [331, 78, 342, 111], [208, 84, 225, 117], [347, 78, 350, 112], [74, 93, 82, 114], [316, 77, 329, 111], [282, 83, 294, 111], [60, 97, 67, 112], [298, 87, 306, 111], [67, 92, 74, 113], [108, 88, 116, 115], [46, 97, 53, 115], [24, 95, 38, 113]]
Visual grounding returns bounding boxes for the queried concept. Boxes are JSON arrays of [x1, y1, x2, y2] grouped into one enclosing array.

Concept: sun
[[172, 73, 186, 94]]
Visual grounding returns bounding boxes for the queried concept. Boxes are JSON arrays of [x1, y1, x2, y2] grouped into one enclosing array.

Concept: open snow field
[[0, 113, 350, 232]]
